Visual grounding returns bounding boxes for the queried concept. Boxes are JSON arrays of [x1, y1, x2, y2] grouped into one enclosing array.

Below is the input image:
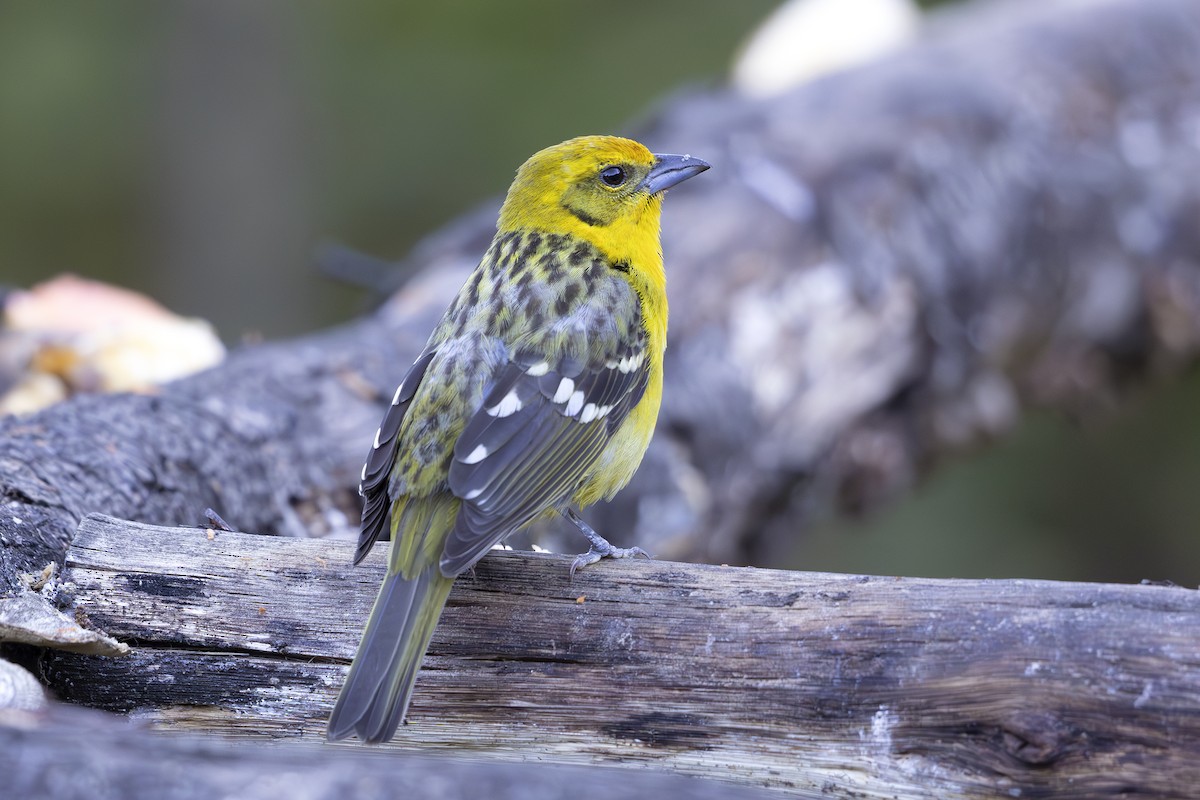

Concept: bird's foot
[[569, 542, 651, 577], [563, 508, 651, 577]]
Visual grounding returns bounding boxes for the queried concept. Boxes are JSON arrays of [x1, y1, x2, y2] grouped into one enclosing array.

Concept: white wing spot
[[526, 361, 550, 376], [618, 353, 645, 374], [597, 404, 613, 418], [487, 390, 523, 418], [565, 390, 585, 417], [553, 377, 575, 404], [360, 463, 368, 482], [463, 487, 483, 500], [463, 444, 489, 464], [605, 359, 619, 369], [579, 403, 598, 423], [372, 428, 383, 449], [391, 382, 405, 406]]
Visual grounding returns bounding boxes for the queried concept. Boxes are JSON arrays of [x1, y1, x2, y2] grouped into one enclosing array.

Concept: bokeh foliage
[[0, 0, 774, 337]]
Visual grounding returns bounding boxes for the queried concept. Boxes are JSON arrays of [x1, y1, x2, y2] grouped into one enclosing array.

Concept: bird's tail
[[327, 499, 457, 744]]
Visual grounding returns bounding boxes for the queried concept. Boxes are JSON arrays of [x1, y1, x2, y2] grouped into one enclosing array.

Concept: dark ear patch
[[562, 202, 603, 227]]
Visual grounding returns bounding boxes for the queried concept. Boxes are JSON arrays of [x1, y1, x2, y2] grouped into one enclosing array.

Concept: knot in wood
[[1000, 710, 1073, 766]]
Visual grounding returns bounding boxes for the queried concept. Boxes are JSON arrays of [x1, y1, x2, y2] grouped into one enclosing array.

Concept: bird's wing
[[440, 333, 651, 576], [354, 349, 438, 565]]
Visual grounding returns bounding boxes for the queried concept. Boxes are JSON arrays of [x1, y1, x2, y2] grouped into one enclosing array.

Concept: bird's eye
[[600, 166, 627, 187]]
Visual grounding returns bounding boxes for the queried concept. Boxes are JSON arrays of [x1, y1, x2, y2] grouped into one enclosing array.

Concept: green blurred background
[[1, 0, 1196, 585], [0, 0, 778, 338]]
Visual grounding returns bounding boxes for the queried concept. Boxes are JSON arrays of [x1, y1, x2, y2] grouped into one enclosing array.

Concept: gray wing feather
[[355, 350, 437, 565], [441, 347, 649, 576]]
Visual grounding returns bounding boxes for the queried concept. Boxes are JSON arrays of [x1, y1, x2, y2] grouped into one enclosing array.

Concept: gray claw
[[562, 508, 651, 578], [569, 544, 651, 577]]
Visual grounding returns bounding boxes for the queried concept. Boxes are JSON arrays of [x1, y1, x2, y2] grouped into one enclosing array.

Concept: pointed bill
[[642, 153, 711, 195]]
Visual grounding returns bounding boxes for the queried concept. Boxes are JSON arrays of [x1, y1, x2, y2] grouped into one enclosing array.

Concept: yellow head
[[496, 135, 709, 267]]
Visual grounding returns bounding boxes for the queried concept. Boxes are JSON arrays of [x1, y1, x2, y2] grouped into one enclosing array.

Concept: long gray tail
[[327, 565, 454, 743]]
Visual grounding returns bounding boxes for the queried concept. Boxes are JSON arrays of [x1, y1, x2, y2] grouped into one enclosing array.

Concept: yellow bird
[[327, 135, 709, 743]]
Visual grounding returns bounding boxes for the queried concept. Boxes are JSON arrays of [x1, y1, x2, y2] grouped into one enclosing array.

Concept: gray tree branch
[[30, 514, 1200, 799]]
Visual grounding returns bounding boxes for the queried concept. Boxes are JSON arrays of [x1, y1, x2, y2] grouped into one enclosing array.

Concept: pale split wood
[[40, 513, 1200, 799]]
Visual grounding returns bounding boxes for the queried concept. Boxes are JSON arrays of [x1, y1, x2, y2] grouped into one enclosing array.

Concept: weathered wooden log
[[39, 514, 1200, 799], [0, 703, 776, 800]]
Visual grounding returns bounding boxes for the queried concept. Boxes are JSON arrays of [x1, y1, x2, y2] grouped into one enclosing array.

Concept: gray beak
[[642, 152, 711, 195]]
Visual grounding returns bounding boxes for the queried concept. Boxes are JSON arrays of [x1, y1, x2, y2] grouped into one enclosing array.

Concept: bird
[[327, 135, 709, 744]]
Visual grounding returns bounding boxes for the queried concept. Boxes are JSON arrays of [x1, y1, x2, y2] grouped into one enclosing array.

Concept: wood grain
[[1, 702, 779, 800], [43, 514, 1200, 799]]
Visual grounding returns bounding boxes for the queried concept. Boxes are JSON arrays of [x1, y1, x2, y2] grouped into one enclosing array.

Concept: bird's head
[[496, 135, 709, 263]]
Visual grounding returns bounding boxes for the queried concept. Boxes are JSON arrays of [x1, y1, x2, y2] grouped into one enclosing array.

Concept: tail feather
[[327, 565, 454, 743]]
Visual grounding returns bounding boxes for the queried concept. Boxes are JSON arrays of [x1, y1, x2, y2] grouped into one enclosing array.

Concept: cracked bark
[[27, 514, 1200, 799]]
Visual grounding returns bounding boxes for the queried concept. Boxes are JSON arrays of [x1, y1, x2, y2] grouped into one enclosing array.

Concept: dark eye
[[600, 166, 627, 187]]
